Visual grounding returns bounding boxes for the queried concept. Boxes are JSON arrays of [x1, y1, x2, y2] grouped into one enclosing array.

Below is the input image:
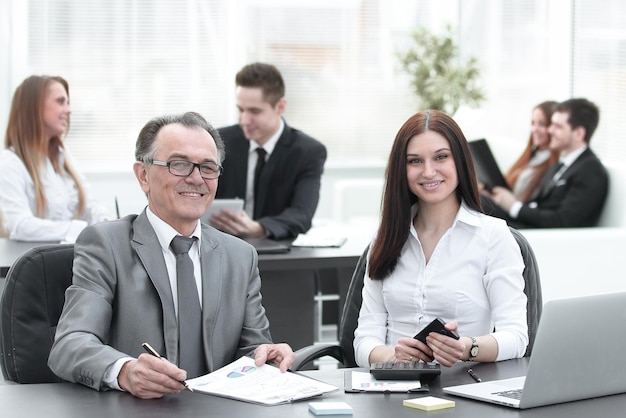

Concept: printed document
[[186, 356, 338, 405]]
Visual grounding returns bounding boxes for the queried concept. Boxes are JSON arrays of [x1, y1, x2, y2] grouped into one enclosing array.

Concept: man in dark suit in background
[[212, 63, 327, 240], [483, 98, 608, 228]]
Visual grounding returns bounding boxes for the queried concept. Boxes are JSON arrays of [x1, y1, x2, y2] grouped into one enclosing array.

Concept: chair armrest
[[291, 343, 344, 371]]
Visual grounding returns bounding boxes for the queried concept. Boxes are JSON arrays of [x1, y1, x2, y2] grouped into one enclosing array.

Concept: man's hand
[[118, 354, 188, 399], [253, 343, 296, 372], [210, 209, 266, 238]]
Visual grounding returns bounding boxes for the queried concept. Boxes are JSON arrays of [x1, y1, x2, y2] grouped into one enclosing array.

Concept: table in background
[[254, 231, 370, 349], [0, 231, 370, 350], [2, 358, 625, 417]]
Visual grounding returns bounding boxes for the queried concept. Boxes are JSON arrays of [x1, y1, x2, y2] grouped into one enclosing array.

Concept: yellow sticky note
[[403, 396, 455, 411]]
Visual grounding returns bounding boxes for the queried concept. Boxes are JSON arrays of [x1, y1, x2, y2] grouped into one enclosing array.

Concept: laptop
[[468, 139, 510, 191], [443, 292, 626, 409]]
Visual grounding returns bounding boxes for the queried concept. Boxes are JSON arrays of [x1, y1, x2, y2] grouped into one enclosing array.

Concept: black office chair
[[291, 227, 542, 370], [509, 227, 543, 357], [0, 244, 74, 383]]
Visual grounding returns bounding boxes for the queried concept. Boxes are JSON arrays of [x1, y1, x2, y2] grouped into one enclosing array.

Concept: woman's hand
[[393, 336, 434, 363], [424, 320, 466, 366]]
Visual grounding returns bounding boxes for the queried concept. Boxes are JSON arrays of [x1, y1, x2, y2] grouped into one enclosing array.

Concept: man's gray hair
[[135, 112, 225, 164]]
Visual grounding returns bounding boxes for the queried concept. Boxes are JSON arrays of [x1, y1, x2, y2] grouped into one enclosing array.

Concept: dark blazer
[[514, 148, 609, 228], [216, 122, 327, 239], [48, 211, 272, 390]]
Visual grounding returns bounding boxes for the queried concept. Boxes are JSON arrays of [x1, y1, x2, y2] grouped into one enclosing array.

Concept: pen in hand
[[142, 342, 193, 392], [467, 368, 482, 383]]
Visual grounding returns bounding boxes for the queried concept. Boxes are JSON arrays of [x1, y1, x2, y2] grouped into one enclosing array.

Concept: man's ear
[[573, 125, 587, 143], [133, 161, 150, 193], [275, 97, 287, 115]]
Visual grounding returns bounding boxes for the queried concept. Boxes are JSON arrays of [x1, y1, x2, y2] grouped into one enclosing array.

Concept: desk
[[2, 359, 625, 417], [0, 231, 370, 350]]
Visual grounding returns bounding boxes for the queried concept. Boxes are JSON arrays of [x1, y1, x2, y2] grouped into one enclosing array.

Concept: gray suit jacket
[[48, 210, 272, 390]]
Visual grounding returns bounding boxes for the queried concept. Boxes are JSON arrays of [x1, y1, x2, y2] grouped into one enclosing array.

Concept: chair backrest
[[0, 244, 74, 383], [509, 227, 543, 357], [338, 228, 542, 366], [337, 245, 368, 368]]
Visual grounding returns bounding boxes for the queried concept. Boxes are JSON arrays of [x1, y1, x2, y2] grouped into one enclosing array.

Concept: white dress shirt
[[0, 148, 110, 242], [354, 203, 528, 367]]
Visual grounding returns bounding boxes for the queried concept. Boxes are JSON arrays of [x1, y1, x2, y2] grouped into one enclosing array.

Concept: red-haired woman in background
[[504, 101, 559, 202]]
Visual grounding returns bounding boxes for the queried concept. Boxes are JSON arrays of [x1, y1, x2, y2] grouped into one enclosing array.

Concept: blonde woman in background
[[0, 75, 110, 242]]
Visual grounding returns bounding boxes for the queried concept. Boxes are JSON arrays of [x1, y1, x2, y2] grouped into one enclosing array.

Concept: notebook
[[443, 292, 626, 409], [468, 139, 510, 191]]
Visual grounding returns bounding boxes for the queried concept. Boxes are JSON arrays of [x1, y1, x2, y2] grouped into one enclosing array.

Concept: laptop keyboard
[[494, 389, 523, 400], [369, 361, 441, 380]]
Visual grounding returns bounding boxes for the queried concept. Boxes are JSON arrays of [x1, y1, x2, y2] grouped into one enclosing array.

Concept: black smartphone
[[414, 317, 460, 345]]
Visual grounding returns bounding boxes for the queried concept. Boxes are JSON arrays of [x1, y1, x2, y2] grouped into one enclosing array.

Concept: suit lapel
[[199, 225, 224, 372], [232, 133, 250, 198], [255, 124, 292, 216], [538, 162, 564, 198], [131, 211, 180, 364], [537, 149, 592, 199]]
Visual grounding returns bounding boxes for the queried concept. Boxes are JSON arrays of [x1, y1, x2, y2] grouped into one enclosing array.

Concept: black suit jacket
[[514, 148, 609, 228], [216, 122, 327, 239]]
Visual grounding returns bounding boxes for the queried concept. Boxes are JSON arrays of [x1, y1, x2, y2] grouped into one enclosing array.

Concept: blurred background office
[[1, 0, 625, 222]]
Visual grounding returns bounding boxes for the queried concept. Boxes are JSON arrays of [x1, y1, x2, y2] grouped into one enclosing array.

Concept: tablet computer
[[202, 198, 244, 223], [468, 139, 510, 191]]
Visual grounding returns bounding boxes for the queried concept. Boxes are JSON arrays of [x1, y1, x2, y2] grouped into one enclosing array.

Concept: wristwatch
[[468, 337, 479, 361]]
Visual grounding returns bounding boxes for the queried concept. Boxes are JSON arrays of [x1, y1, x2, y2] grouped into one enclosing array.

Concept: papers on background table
[[292, 233, 347, 248], [186, 356, 338, 406]]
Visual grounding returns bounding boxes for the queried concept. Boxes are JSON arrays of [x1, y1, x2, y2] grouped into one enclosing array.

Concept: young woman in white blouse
[[354, 110, 528, 368], [0, 75, 110, 242]]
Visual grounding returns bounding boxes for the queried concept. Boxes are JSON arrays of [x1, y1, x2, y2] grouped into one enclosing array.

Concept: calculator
[[369, 361, 441, 380]]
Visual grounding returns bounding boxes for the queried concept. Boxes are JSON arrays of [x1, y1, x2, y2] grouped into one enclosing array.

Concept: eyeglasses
[[149, 159, 222, 179]]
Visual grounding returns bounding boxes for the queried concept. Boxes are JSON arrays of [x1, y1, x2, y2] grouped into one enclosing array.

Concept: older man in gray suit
[[48, 112, 294, 399]]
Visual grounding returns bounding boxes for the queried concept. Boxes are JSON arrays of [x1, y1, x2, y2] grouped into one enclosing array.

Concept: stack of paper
[[403, 396, 455, 411]]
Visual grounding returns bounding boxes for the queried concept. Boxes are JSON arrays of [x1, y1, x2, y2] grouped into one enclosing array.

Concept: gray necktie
[[170, 235, 206, 378]]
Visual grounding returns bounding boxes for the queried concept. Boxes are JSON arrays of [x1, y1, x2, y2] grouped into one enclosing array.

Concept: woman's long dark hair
[[368, 110, 481, 280]]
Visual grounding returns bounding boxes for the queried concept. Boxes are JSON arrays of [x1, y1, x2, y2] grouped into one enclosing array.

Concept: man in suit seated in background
[[48, 112, 295, 399], [482, 98, 609, 228], [212, 62, 327, 240]]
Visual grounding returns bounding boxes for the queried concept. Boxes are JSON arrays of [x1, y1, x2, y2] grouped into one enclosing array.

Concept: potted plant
[[397, 25, 485, 115]]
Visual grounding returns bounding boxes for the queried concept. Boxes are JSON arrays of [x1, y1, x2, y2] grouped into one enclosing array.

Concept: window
[[2, 0, 625, 172]]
